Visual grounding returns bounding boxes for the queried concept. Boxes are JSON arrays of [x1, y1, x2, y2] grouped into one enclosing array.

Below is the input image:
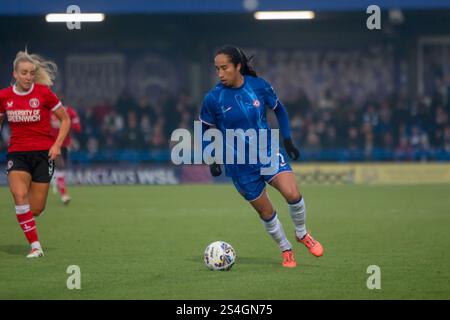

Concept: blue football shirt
[[199, 75, 281, 177]]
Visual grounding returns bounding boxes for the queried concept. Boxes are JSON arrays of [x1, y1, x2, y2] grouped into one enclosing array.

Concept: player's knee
[[11, 190, 28, 204], [284, 188, 301, 203], [256, 207, 274, 220], [259, 212, 274, 221], [31, 206, 45, 217]]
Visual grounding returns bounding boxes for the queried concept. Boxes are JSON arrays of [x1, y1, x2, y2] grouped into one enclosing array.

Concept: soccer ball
[[204, 241, 236, 271]]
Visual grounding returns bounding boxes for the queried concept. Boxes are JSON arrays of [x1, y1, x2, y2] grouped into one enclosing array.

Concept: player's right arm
[[201, 122, 222, 177], [199, 93, 222, 177], [199, 93, 216, 127]]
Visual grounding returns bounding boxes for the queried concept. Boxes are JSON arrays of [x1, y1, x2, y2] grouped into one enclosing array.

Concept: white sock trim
[[15, 204, 30, 215], [20, 218, 34, 225], [31, 241, 41, 250]]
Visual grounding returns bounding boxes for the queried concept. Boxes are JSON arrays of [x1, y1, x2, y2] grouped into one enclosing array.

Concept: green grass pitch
[[0, 183, 449, 299]]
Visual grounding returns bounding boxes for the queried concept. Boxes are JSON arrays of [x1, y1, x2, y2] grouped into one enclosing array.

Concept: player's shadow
[[188, 256, 279, 267], [0, 244, 54, 256], [234, 256, 280, 266]]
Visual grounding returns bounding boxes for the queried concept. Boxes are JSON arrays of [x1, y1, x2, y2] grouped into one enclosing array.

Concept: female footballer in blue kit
[[199, 46, 323, 267]]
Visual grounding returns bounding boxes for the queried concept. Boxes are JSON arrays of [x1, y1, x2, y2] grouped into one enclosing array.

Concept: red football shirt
[[0, 83, 62, 152], [50, 106, 81, 147]]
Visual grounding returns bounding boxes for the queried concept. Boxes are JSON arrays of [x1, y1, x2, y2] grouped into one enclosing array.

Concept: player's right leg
[[232, 175, 296, 267], [269, 171, 324, 257], [29, 182, 50, 217], [249, 191, 297, 268], [7, 169, 44, 258]]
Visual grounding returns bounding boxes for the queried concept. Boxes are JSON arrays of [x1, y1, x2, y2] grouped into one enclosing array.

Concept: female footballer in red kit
[[0, 50, 70, 258]]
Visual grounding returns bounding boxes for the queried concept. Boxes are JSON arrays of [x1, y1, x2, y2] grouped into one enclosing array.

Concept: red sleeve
[[43, 86, 62, 112], [68, 107, 81, 132]]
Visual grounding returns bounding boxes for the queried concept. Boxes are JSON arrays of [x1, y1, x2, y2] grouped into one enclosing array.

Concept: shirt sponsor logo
[[29, 98, 40, 108], [7, 109, 41, 122]]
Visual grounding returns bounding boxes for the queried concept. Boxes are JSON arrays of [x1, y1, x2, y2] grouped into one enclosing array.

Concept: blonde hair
[[13, 50, 58, 87]]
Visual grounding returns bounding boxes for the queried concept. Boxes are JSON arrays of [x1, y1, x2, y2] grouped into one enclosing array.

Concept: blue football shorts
[[231, 153, 293, 202]]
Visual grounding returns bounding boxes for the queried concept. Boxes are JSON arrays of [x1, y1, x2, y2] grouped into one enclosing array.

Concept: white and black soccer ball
[[204, 241, 236, 271]]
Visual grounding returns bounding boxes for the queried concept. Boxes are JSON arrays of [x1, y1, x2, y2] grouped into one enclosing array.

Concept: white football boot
[[27, 248, 44, 258], [61, 194, 71, 205]]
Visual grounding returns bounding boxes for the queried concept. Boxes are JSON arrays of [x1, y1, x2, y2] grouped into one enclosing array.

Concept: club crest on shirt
[[6, 101, 13, 108], [29, 98, 40, 108], [253, 99, 260, 108]]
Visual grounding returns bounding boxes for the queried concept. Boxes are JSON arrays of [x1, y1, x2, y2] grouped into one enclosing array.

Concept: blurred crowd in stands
[[1, 46, 449, 161]]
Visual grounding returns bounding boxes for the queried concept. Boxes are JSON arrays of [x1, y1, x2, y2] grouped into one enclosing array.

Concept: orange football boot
[[296, 232, 324, 257], [282, 250, 297, 268]]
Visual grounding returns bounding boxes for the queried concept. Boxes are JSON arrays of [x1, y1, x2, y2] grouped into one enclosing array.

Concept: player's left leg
[[232, 174, 296, 267], [269, 172, 324, 257], [55, 147, 70, 205]]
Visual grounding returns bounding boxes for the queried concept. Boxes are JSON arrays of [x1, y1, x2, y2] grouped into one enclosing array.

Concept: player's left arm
[[264, 80, 300, 160], [272, 103, 300, 160], [49, 107, 71, 160]]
